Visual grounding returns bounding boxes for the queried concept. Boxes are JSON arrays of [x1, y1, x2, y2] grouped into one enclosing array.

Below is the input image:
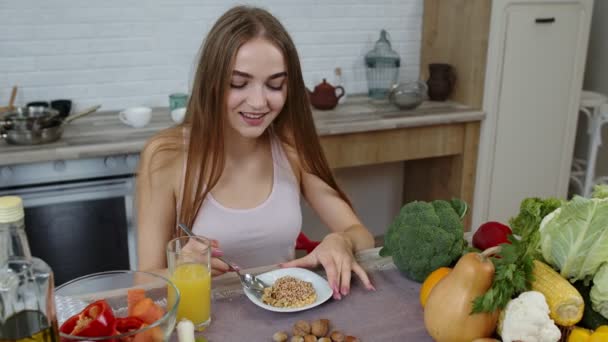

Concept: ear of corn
[[531, 260, 584, 327]]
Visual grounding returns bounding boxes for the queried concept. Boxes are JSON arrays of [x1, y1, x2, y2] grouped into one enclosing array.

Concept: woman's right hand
[[210, 243, 230, 277], [181, 238, 230, 277]]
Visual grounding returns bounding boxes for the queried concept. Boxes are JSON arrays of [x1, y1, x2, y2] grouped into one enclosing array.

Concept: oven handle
[[1, 178, 134, 208]]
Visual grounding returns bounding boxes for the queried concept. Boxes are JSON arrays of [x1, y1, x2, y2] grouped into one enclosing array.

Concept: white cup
[[171, 107, 187, 124], [119, 107, 152, 128]]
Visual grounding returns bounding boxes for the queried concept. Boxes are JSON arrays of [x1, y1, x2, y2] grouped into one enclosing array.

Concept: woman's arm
[[300, 171, 374, 251], [280, 141, 374, 251], [135, 137, 180, 271], [135, 133, 230, 276], [280, 148, 375, 298]]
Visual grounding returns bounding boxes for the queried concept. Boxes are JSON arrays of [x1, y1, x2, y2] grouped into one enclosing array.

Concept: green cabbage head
[[591, 263, 608, 319], [539, 185, 608, 282]]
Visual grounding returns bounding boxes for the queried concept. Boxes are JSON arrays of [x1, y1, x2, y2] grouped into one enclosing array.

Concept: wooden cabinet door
[[487, 2, 590, 222]]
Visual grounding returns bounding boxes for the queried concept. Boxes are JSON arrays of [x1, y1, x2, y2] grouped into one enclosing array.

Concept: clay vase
[[426, 63, 456, 101]]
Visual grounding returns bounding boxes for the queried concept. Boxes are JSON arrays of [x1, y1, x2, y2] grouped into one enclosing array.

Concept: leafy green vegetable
[[574, 280, 608, 330], [472, 232, 535, 313], [539, 190, 608, 282], [472, 197, 561, 313], [379, 199, 466, 282], [593, 184, 608, 199], [591, 263, 608, 319], [509, 197, 563, 239]]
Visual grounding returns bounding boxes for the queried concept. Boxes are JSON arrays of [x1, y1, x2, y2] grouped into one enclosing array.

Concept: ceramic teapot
[[307, 79, 345, 110]]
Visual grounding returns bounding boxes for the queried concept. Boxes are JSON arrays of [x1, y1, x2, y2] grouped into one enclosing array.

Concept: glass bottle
[[0, 196, 59, 342], [334, 67, 347, 104], [364, 29, 401, 99]]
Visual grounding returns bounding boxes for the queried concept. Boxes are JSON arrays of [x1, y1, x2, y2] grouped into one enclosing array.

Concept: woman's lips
[[239, 111, 268, 126]]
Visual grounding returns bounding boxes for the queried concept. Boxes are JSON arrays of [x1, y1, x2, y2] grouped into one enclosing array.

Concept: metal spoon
[[177, 223, 269, 293], [215, 255, 268, 293]]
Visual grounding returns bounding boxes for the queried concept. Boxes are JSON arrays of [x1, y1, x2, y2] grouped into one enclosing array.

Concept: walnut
[[318, 338, 332, 342], [344, 337, 360, 342], [293, 320, 311, 336], [273, 331, 289, 342], [311, 319, 330, 337], [304, 335, 317, 342], [330, 331, 345, 342], [291, 337, 304, 342]]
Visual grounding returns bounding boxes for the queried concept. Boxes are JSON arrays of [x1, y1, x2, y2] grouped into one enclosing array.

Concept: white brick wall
[[0, 0, 422, 111]]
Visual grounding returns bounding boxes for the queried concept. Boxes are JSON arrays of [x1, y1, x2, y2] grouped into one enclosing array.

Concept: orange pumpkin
[[420, 267, 451, 308]]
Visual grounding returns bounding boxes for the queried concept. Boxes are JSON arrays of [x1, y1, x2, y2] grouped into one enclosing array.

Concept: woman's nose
[[246, 86, 267, 110]]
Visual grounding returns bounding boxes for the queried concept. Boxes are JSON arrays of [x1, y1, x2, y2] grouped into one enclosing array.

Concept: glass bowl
[[389, 81, 428, 110], [55, 270, 180, 342]]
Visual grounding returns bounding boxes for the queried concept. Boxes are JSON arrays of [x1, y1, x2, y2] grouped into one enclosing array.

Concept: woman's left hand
[[279, 232, 375, 299]]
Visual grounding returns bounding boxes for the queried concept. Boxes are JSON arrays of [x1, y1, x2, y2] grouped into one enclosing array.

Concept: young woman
[[136, 5, 375, 299]]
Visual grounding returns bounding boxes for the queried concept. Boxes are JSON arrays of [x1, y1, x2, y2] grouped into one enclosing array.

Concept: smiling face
[[225, 37, 288, 140]]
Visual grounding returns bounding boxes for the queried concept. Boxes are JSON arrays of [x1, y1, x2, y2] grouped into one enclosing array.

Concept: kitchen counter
[[0, 95, 483, 166], [1, 96, 483, 228]]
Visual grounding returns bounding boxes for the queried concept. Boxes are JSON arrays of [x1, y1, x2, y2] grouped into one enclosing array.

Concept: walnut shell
[[311, 319, 330, 337], [291, 337, 304, 342], [304, 335, 318, 342], [273, 331, 289, 342], [330, 331, 345, 342], [318, 338, 332, 342], [293, 320, 311, 336]]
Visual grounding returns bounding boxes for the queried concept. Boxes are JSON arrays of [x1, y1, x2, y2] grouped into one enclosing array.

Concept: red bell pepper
[[60, 299, 116, 338], [472, 221, 513, 251], [114, 317, 145, 333], [113, 317, 146, 342]]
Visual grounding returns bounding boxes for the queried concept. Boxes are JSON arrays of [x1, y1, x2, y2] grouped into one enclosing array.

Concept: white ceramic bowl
[[243, 267, 332, 313]]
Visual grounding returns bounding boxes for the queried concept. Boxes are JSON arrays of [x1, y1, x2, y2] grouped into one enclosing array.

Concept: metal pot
[[1, 105, 101, 145], [0, 106, 63, 131]]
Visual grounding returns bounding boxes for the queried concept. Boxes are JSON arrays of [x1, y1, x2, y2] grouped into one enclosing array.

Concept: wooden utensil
[[8, 86, 17, 110], [0, 85, 18, 114]]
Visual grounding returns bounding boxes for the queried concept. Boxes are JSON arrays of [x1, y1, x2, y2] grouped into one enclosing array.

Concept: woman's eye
[[266, 82, 284, 91], [230, 82, 247, 89]]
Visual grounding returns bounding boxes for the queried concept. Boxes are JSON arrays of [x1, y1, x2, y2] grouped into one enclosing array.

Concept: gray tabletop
[[185, 268, 432, 342]]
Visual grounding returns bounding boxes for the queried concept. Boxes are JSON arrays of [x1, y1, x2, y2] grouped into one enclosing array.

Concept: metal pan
[[1, 105, 101, 145], [0, 106, 63, 132]]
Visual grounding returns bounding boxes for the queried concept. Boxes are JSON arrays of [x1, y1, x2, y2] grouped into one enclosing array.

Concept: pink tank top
[[179, 131, 302, 269]]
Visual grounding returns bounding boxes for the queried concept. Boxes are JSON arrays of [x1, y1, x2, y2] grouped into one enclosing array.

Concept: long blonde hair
[[177, 6, 351, 235]]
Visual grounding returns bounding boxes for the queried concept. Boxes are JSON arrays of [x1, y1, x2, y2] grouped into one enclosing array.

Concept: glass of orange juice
[[166, 235, 212, 331]]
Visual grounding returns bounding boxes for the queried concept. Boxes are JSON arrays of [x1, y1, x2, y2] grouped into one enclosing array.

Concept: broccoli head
[[379, 199, 467, 282]]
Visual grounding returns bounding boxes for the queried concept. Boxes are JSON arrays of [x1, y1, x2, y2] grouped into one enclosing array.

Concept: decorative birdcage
[[365, 29, 401, 99]]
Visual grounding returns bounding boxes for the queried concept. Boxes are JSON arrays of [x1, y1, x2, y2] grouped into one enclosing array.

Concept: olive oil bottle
[[0, 197, 59, 342], [0, 310, 59, 342]]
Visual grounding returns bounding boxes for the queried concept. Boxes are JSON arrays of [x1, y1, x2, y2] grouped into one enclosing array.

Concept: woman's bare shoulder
[[139, 126, 186, 181], [277, 134, 303, 184]]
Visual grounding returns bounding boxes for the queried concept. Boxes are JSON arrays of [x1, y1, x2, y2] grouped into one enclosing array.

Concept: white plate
[[243, 267, 332, 313]]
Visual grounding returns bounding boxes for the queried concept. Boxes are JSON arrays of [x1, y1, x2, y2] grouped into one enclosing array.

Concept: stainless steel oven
[[0, 154, 139, 285]]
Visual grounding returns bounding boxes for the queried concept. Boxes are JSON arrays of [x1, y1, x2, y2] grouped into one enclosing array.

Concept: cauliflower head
[[379, 199, 466, 282], [499, 291, 561, 342]]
